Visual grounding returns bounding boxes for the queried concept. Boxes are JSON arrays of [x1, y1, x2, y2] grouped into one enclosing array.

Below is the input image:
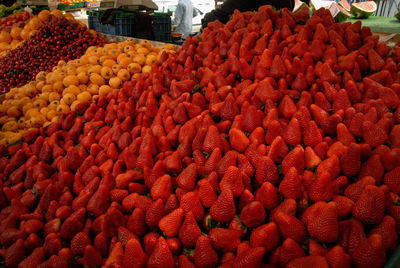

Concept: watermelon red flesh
[[350, 1, 377, 18], [338, 0, 351, 11]]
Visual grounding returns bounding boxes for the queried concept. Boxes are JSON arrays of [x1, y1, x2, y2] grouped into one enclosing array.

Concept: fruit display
[[0, 4, 24, 20], [1, 4, 400, 267], [0, 39, 175, 142], [0, 10, 107, 94], [350, 1, 377, 19], [0, 11, 32, 33]]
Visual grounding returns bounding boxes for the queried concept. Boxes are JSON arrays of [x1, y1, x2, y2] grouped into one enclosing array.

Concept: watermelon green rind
[[335, 4, 351, 22], [338, 0, 351, 12], [309, 0, 333, 12], [293, 0, 309, 13], [350, 1, 377, 19], [395, 11, 400, 21]]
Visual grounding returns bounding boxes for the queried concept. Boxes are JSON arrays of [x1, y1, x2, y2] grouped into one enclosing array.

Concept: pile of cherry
[[1, 5, 400, 268], [0, 15, 106, 94]]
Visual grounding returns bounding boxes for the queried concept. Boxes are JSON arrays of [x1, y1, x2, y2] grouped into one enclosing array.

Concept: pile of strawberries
[[1, 5, 400, 267]]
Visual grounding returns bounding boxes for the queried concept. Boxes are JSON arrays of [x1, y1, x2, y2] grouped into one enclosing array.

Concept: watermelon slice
[[350, 1, 377, 19], [338, 0, 351, 11], [329, 2, 351, 22], [293, 0, 309, 13], [309, 0, 334, 12]]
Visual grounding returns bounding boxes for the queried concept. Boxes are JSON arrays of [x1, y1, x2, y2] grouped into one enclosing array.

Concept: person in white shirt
[[172, 0, 199, 38]]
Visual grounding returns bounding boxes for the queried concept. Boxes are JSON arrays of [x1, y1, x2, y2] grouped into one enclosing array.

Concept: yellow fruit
[[99, 85, 112, 96], [127, 63, 141, 74], [46, 109, 57, 120], [88, 65, 102, 75], [40, 107, 50, 116], [119, 57, 132, 68], [87, 84, 99, 95], [22, 103, 34, 114], [36, 71, 47, 81], [102, 58, 117, 68], [117, 69, 130, 81], [35, 80, 45, 91], [112, 64, 121, 75], [41, 84, 53, 93], [2, 120, 18, 132], [33, 98, 47, 109], [57, 104, 70, 114], [7, 106, 21, 118], [142, 65, 152, 73], [30, 114, 45, 128], [77, 72, 89, 84], [100, 66, 113, 79], [65, 85, 80, 96], [63, 75, 79, 87], [77, 91, 91, 102], [53, 81, 64, 93], [62, 93, 76, 105], [90, 73, 106, 86], [70, 100, 80, 111], [133, 54, 146, 66], [146, 54, 157, 66], [109, 77, 122, 89], [48, 92, 61, 102]]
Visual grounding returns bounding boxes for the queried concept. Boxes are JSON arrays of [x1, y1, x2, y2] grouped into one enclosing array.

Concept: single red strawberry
[[279, 95, 297, 119], [287, 256, 330, 268], [336, 123, 355, 146], [237, 154, 255, 178], [265, 120, 283, 145], [180, 192, 204, 222], [256, 181, 279, 210], [147, 237, 175, 268], [353, 234, 386, 268], [270, 198, 297, 222], [304, 146, 321, 170], [283, 118, 302, 146], [210, 189, 236, 223], [220, 93, 239, 121], [250, 222, 280, 251], [229, 128, 250, 152], [194, 236, 219, 268], [151, 175, 172, 202], [78, 245, 102, 267], [275, 212, 306, 243], [340, 143, 361, 177], [117, 227, 138, 248], [353, 185, 385, 224], [309, 171, 334, 202], [362, 120, 388, 148], [123, 238, 148, 268], [368, 48, 385, 72], [370, 215, 398, 251], [317, 154, 340, 179], [145, 199, 165, 228], [308, 240, 329, 256], [204, 147, 222, 175], [308, 202, 339, 243], [359, 154, 384, 184], [220, 166, 244, 198], [384, 167, 400, 194], [178, 254, 196, 268], [242, 105, 262, 133], [344, 176, 375, 202], [179, 211, 202, 248], [5, 238, 25, 267], [325, 246, 351, 268], [176, 163, 197, 191], [209, 228, 242, 252], [333, 195, 354, 219], [270, 55, 287, 78], [217, 150, 238, 178], [127, 207, 147, 237], [70, 232, 91, 257], [232, 247, 266, 268], [203, 125, 224, 154], [255, 156, 280, 186], [198, 179, 217, 208], [279, 167, 303, 200], [270, 238, 305, 267], [303, 120, 323, 147], [18, 247, 44, 268], [239, 201, 266, 228], [158, 208, 184, 237], [267, 136, 289, 163]]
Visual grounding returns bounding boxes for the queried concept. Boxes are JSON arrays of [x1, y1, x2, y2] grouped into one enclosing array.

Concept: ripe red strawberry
[[333, 195, 354, 219], [384, 167, 400, 194], [303, 120, 323, 147], [78, 245, 103, 267], [217, 150, 238, 177], [127, 207, 147, 237], [194, 236, 219, 268], [232, 247, 266, 268], [239, 201, 266, 228], [279, 95, 297, 119], [362, 120, 388, 148], [280, 145, 304, 175], [203, 125, 224, 154], [309, 171, 334, 202], [353, 234, 386, 268], [210, 189, 236, 223], [352, 185, 385, 224], [237, 154, 254, 178], [209, 228, 242, 252], [176, 163, 197, 191], [268, 136, 289, 163], [198, 179, 217, 208], [270, 238, 305, 267], [370, 215, 398, 251], [344, 176, 375, 202], [178, 254, 196, 268], [368, 49, 385, 72], [117, 227, 138, 248], [256, 181, 279, 210], [70, 232, 91, 257], [325, 246, 351, 268], [337, 123, 355, 146], [308, 202, 339, 243], [270, 198, 297, 223], [220, 166, 244, 198], [5, 238, 25, 267], [340, 143, 361, 177], [308, 240, 328, 256], [180, 192, 204, 222], [275, 212, 306, 243], [359, 154, 384, 184], [265, 120, 283, 145], [145, 199, 165, 228], [283, 118, 302, 146], [229, 128, 250, 152], [220, 93, 239, 121], [179, 211, 202, 248], [151, 175, 172, 202], [19, 247, 44, 268], [204, 147, 222, 174], [304, 146, 321, 170], [255, 156, 280, 186], [242, 105, 262, 133], [279, 167, 302, 200], [147, 237, 175, 268], [317, 154, 340, 179], [250, 222, 280, 251], [287, 256, 330, 268], [270, 55, 287, 79], [158, 208, 184, 237], [123, 238, 148, 268]]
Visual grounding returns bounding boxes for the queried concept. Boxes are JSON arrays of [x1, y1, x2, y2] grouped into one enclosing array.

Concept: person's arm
[[172, 3, 184, 25]]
